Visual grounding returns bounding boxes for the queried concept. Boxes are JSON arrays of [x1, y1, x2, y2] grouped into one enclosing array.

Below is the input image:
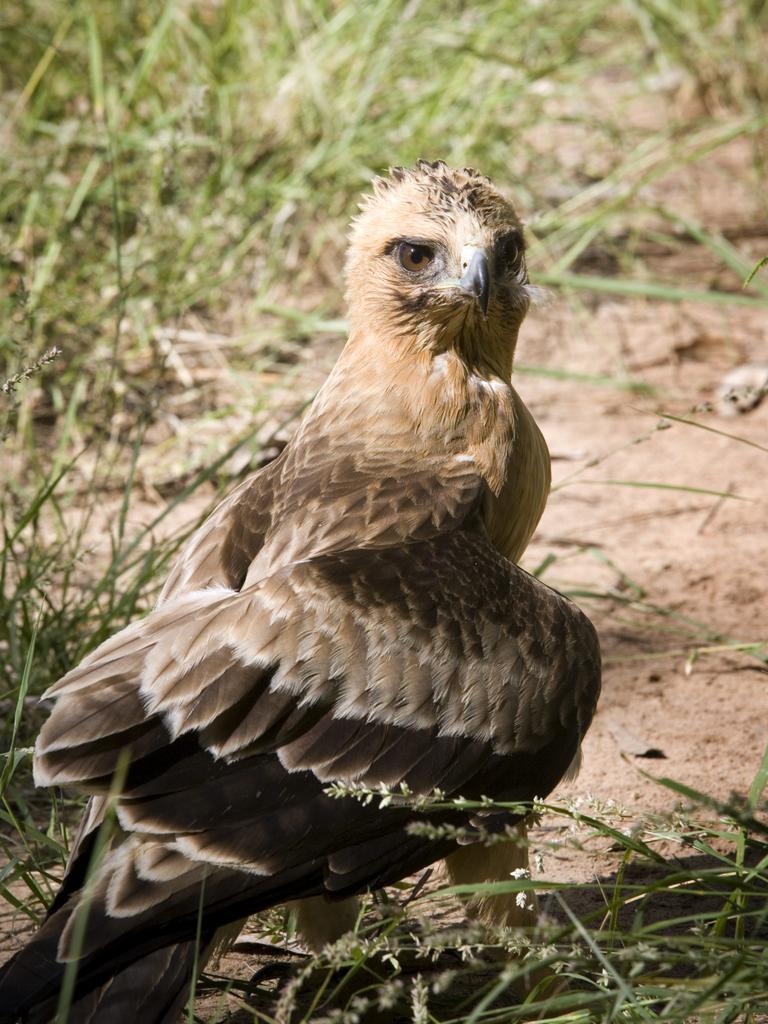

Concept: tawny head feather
[[345, 160, 532, 377]]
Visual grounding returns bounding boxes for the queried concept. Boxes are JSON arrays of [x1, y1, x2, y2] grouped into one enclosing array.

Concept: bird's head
[[346, 160, 534, 377]]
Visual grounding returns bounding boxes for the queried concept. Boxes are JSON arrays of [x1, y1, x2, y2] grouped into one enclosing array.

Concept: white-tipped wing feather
[[37, 531, 599, 791]]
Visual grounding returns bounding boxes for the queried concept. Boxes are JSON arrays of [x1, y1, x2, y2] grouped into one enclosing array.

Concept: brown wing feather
[[23, 481, 600, 1011], [37, 529, 598, 788], [158, 465, 277, 600], [160, 422, 484, 604], [50, 422, 488, 939], [29, 524, 599, 940]]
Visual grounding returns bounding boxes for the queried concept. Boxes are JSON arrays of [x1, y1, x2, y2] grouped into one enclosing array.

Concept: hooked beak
[[458, 246, 490, 317]]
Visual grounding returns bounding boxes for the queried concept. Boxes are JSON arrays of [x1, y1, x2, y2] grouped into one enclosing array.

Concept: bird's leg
[[442, 823, 569, 1010], [289, 895, 361, 952], [207, 916, 249, 966], [441, 822, 538, 930]]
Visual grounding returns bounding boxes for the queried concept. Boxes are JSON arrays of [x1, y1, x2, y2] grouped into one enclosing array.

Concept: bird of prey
[[0, 160, 600, 1023]]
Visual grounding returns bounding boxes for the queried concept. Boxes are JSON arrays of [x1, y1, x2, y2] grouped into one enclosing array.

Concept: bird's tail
[[0, 839, 320, 1024], [0, 899, 212, 1024], [34, 942, 203, 1024]]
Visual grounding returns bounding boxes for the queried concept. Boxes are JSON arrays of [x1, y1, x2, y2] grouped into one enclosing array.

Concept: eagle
[[0, 160, 600, 1023]]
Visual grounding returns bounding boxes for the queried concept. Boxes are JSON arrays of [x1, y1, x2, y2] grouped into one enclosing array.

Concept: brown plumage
[[0, 160, 600, 1023]]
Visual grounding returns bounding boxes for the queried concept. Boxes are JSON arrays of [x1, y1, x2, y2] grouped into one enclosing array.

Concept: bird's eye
[[398, 242, 435, 272], [496, 230, 524, 272]]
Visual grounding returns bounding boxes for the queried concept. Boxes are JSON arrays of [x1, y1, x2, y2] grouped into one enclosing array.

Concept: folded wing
[[36, 526, 599, 891]]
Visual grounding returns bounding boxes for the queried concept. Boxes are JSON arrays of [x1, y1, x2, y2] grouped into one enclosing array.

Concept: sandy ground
[[525, 295, 768, 815], [518, 294, 768, 925]]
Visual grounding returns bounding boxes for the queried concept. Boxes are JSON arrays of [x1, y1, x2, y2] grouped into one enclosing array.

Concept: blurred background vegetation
[[1, 3, 767, 1020]]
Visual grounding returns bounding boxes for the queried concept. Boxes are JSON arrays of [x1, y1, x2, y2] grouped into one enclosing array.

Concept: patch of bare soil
[[520, 292, 767, 918]]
